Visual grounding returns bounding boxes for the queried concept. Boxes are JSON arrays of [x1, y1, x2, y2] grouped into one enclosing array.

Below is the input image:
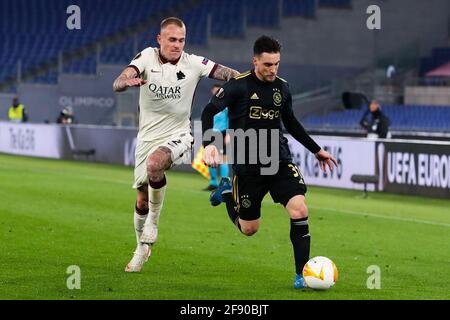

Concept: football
[[302, 256, 338, 290]]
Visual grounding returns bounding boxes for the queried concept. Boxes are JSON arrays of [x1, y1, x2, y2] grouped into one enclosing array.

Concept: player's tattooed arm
[[113, 67, 147, 92], [210, 64, 240, 81]]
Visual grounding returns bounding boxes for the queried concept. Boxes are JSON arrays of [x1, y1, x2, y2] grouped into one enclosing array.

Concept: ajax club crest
[[273, 91, 282, 107]]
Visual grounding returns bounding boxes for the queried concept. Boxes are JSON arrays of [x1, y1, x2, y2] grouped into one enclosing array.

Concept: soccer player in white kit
[[113, 17, 239, 272]]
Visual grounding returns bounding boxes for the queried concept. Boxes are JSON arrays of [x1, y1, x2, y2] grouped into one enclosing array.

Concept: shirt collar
[[158, 50, 181, 65], [252, 69, 272, 84]]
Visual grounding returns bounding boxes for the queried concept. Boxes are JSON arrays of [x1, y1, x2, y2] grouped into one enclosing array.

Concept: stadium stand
[[0, 0, 185, 85], [0, 0, 320, 87], [282, 0, 316, 18], [181, 5, 210, 45], [2, 0, 443, 91], [209, 0, 245, 38], [1, 0, 449, 136], [63, 54, 97, 75], [245, 0, 280, 28], [301, 104, 450, 132], [100, 38, 136, 66], [318, 0, 352, 8], [420, 47, 450, 76]]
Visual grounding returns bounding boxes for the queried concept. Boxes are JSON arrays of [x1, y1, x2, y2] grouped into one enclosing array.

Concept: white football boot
[[124, 244, 151, 272], [140, 217, 158, 245]]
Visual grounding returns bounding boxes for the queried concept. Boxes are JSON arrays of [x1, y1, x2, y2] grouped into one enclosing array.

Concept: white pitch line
[[169, 186, 450, 228], [64, 174, 450, 228], [307, 205, 450, 228], [6, 166, 450, 228]]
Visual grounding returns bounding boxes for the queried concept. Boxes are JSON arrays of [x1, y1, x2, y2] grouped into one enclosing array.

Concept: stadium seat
[[245, 0, 280, 28], [209, 0, 245, 38], [302, 104, 450, 132], [318, 0, 352, 8], [0, 0, 186, 85], [282, 0, 315, 18]]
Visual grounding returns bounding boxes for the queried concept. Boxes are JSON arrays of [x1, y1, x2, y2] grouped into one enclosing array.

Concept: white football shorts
[[133, 131, 193, 189]]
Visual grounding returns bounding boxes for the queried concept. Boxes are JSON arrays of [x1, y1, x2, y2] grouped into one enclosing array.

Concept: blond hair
[[160, 17, 185, 31]]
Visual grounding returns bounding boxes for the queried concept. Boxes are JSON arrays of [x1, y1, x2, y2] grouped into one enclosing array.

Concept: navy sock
[[290, 217, 311, 275], [223, 192, 241, 231]]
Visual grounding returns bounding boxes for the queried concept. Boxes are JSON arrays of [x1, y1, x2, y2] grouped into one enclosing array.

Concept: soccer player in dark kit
[[201, 35, 338, 288]]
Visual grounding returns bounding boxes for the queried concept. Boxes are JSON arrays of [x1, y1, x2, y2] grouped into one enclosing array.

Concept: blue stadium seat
[[0, 0, 185, 84], [303, 104, 450, 132], [318, 0, 352, 8], [282, 0, 315, 18], [210, 0, 245, 38], [63, 55, 97, 75], [245, 0, 280, 28]]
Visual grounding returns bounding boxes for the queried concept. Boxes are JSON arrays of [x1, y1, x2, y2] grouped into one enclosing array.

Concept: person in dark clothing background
[[56, 106, 76, 124], [359, 100, 391, 138]]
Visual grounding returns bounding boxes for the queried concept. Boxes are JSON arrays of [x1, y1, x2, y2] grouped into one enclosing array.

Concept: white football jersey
[[129, 47, 217, 141]]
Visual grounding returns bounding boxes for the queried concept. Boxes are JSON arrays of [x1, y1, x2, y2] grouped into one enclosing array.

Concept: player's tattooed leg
[[147, 146, 172, 183]]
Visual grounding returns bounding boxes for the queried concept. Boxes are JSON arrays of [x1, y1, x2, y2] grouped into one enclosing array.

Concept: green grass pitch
[[0, 153, 449, 300]]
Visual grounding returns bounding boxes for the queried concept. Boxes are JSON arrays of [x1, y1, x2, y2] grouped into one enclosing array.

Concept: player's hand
[[204, 145, 220, 168], [224, 133, 231, 145], [124, 78, 147, 88], [315, 149, 338, 174]]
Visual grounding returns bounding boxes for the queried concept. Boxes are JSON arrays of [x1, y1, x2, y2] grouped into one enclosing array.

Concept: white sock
[[134, 211, 148, 246], [147, 184, 167, 227]]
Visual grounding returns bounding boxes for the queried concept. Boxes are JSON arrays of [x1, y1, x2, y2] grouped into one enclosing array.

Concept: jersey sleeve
[[201, 80, 241, 147], [209, 79, 241, 110], [189, 54, 217, 79], [128, 48, 151, 78]]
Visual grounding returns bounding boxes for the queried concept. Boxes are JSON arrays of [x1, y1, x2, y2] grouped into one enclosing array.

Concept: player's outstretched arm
[[280, 89, 338, 173], [210, 64, 240, 81], [113, 67, 147, 92], [201, 102, 226, 167], [315, 149, 338, 174]]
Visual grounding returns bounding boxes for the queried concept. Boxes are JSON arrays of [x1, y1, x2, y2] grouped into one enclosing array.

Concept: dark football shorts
[[231, 162, 307, 221]]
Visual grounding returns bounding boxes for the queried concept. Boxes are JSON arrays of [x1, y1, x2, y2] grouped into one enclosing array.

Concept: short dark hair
[[253, 35, 282, 56], [160, 17, 185, 30]]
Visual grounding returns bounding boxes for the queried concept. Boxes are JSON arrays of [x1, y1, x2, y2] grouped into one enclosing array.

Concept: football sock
[[209, 167, 218, 187], [219, 164, 229, 179], [223, 192, 241, 231], [147, 176, 167, 229], [290, 217, 311, 275], [134, 205, 149, 246]]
